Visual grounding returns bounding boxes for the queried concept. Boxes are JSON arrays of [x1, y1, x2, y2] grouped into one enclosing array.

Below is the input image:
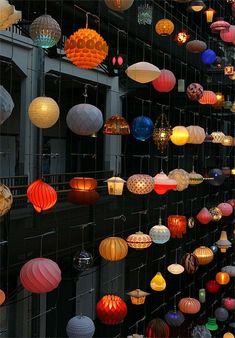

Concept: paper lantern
[[28, 96, 59, 128], [186, 126, 206, 144], [0, 289, 6, 305], [126, 62, 161, 83], [221, 25, 235, 42], [149, 219, 171, 244], [211, 132, 225, 143], [223, 334, 234, 338], [105, 177, 125, 195], [189, 171, 204, 185], [96, 295, 127, 325], [188, 0, 206, 11], [155, 19, 174, 36], [29, 15, 61, 48], [177, 79, 185, 92], [67, 104, 103, 136], [210, 245, 218, 254], [103, 115, 130, 135], [0, 85, 14, 125], [222, 136, 233, 146], [210, 18, 230, 33], [0, 183, 13, 216], [216, 272, 230, 285], [205, 8, 216, 23], [193, 246, 214, 265], [181, 253, 199, 274], [0, 0, 21, 30], [126, 231, 152, 249], [104, 0, 134, 11], [208, 169, 225, 186], [222, 265, 235, 277], [170, 126, 189, 146], [167, 215, 187, 239], [213, 92, 225, 108], [199, 288, 206, 303], [64, 28, 108, 69], [68, 190, 100, 205], [205, 318, 218, 331], [192, 325, 212, 337], [127, 174, 154, 195], [167, 263, 184, 274], [131, 116, 154, 141], [152, 114, 172, 152], [206, 280, 221, 294], [227, 200, 235, 208], [152, 69, 176, 92], [73, 250, 93, 271], [20, 257, 61, 293], [186, 83, 204, 100], [150, 272, 166, 291], [154, 171, 177, 195], [198, 91, 217, 104], [178, 298, 201, 314], [146, 318, 170, 338], [175, 31, 190, 45], [69, 177, 97, 191], [209, 207, 223, 221], [66, 315, 95, 338], [127, 289, 150, 305], [217, 203, 233, 216], [196, 207, 213, 224], [168, 169, 189, 191], [215, 307, 229, 321], [27, 179, 57, 212], [201, 49, 217, 65], [99, 236, 128, 261], [165, 308, 185, 327], [223, 298, 235, 311], [186, 40, 207, 53]]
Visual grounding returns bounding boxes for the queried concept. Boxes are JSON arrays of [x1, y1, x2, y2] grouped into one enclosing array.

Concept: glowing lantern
[[186, 83, 204, 100], [168, 169, 189, 191], [167, 215, 187, 238], [170, 126, 189, 146], [216, 272, 230, 285], [27, 179, 57, 212], [126, 231, 152, 249], [154, 171, 177, 195], [103, 115, 130, 135], [221, 136, 233, 146], [188, 0, 205, 11], [210, 18, 230, 33], [221, 265, 235, 277], [127, 174, 154, 195], [186, 40, 207, 53], [196, 207, 213, 224], [189, 171, 204, 185], [201, 49, 217, 65], [152, 69, 176, 92], [131, 116, 154, 141], [220, 25, 235, 42], [175, 31, 190, 45], [104, 0, 134, 11], [205, 8, 216, 23], [181, 253, 199, 274], [66, 315, 95, 338], [165, 308, 185, 327], [28, 96, 59, 128], [192, 325, 212, 337], [178, 298, 201, 314], [198, 91, 217, 104], [0, 85, 14, 125], [223, 298, 235, 311], [99, 237, 128, 261], [216, 231, 232, 253], [209, 207, 222, 221], [96, 295, 127, 325], [149, 218, 171, 244], [155, 19, 174, 36], [206, 280, 220, 294], [0, 289, 6, 305], [0, 183, 13, 216], [227, 199, 235, 208], [193, 246, 214, 265], [199, 288, 206, 303], [150, 272, 166, 291], [186, 125, 206, 144], [215, 307, 229, 321], [205, 318, 218, 331], [126, 62, 161, 84], [127, 289, 150, 305], [69, 177, 97, 191], [0, 0, 21, 30], [223, 333, 235, 338], [146, 318, 170, 338], [167, 263, 184, 274], [20, 257, 61, 293], [105, 177, 125, 195], [213, 92, 225, 108], [73, 250, 93, 271], [217, 203, 233, 216], [68, 190, 100, 205], [152, 113, 172, 152]]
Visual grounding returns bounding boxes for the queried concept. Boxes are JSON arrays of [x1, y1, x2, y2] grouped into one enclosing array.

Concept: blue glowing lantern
[[165, 308, 185, 327], [208, 168, 225, 186], [201, 49, 216, 65], [131, 116, 154, 141]]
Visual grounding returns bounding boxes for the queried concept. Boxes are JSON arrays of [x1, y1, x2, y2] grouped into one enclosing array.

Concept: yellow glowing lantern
[[193, 246, 214, 265], [231, 168, 235, 175], [127, 289, 150, 305], [170, 126, 189, 146], [216, 272, 230, 285], [223, 333, 234, 338], [205, 8, 216, 23], [155, 19, 174, 36], [224, 66, 234, 75], [28, 97, 59, 128], [222, 136, 233, 146], [105, 177, 125, 195], [150, 272, 166, 291], [213, 92, 225, 108]]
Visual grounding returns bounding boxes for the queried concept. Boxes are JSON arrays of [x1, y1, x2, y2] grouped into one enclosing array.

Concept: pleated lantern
[[126, 231, 152, 249], [220, 25, 235, 42], [205, 317, 218, 331], [196, 207, 213, 224], [105, 177, 125, 195], [126, 62, 161, 84], [216, 272, 230, 285], [64, 28, 108, 69], [96, 295, 127, 325], [154, 171, 177, 195], [66, 315, 95, 338], [178, 298, 201, 314], [103, 115, 130, 135], [150, 272, 166, 291], [186, 40, 207, 53], [168, 169, 189, 191], [210, 18, 230, 33], [0, 289, 6, 305], [152, 69, 176, 92], [222, 298, 235, 311], [146, 318, 170, 338], [186, 83, 204, 101], [209, 207, 222, 221], [20, 257, 61, 293], [201, 49, 217, 65], [206, 280, 221, 294], [155, 19, 174, 36], [186, 126, 206, 144], [149, 218, 171, 244], [217, 203, 233, 216], [215, 307, 229, 322], [170, 126, 189, 146], [192, 325, 212, 337], [131, 116, 154, 140], [198, 91, 217, 104], [127, 174, 154, 195], [189, 171, 204, 185], [0, 0, 21, 30], [27, 179, 57, 212], [127, 289, 150, 305], [165, 308, 185, 327], [28, 96, 59, 128], [104, 0, 134, 11], [99, 236, 128, 261], [66, 104, 103, 136], [181, 253, 199, 274], [0, 85, 14, 125], [222, 265, 235, 277], [0, 183, 13, 216], [167, 215, 187, 238], [193, 246, 214, 265]]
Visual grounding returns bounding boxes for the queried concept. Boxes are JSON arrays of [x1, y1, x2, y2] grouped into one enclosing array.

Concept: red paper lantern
[[220, 25, 235, 42], [146, 318, 170, 338], [27, 179, 57, 212], [222, 297, 235, 311], [69, 177, 97, 191], [20, 257, 61, 293], [206, 280, 221, 294], [178, 298, 201, 314], [152, 69, 176, 92], [96, 295, 127, 325], [167, 215, 187, 238], [198, 91, 217, 105], [217, 203, 233, 216], [67, 190, 100, 205], [227, 199, 235, 208], [154, 171, 177, 195], [196, 207, 213, 224]]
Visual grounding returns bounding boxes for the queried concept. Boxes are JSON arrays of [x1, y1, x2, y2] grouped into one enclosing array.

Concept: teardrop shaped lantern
[[178, 298, 201, 314], [99, 236, 128, 261], [27, 179, 57, 212], [96, 294, 127, 325], [126, 231, 152, 249], [150, 272, 166, 291]]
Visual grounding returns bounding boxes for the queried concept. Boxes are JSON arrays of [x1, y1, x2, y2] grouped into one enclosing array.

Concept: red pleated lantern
[[167, 215, 187, 238], [198, 91, 217, 105], [20, 257, 61, 293], [206, 280, 221, 294], [67, 190, 100, 205], [217, 203, 233, 216], [196, 207, 213, 224], [152, 69, 176, 92], [96, 295, 127, 325], [222, 297, 235, 311], [146, 318, 170, 338], [27, 179, 57, 212]]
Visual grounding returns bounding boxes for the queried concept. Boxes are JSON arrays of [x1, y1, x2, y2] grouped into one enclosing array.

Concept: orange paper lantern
[[198, 91, 217, 105], [27, 179, 57, 212], [96, 294, 127, 325], [167, 215, 187, 238], [0, 289, 6, 305], [193, 246, 214, 265], [155, 19, 174, 36], [216, 272, 230, 285], [178, 298, 201, 314], [69, 177, 97, 191], [103, 115, 130, 135], [99, 236, 128, 261]]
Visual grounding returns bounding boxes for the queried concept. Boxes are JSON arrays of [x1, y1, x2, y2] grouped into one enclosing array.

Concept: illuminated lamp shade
[[186, 83, 204, 100], [216, 272, 230, 285], [220, 25, 235, 42], [223, 298, 235, 311], [126, 231, 152, 249], [223, 334, 235, 338], [201, 49, 217, 65], [227, 199, 235, 208], [196, 207, 213, 224], [168, 169, 189, 191], [150, 272, 166, 291], [178, 298, 201, 314], [222, 265, 235, 277], [205, 8, 216, 23], [27, 179, 57, 212], [96, 295, 127, 325], [198, 91, 217, 104], [152, 113, 172, 153], [152, 69, 176, 92], [66, 104, 103, 136], [155, 19, 174, 36], [192, 325, 212, 337], [167, 263, 184, 275], [189, 171, 204, 185], [127, 289, 150, 305], [0, 85, 14, 125], [0, 183, 13, 216], [213, 92, 225, 108], [205, 318, 218, 331], [210, 18, 230, 33], [64, 28, 108, 69], [0, 1, 21, 30], [0, 289, 6, 305], [165, 308, 185, 327], [105, 177, 125, 195], [154, 171, 177, 195], [188, 0, 206, 12], [131, 116, 154, 141], [127, 174, 154, 195], [69, 177, 97, 191], [99, 236, 128, 261], [206, 280, 221, 294], [217, 203, 233, 216], [170, 126, 189, 146], [20, 257, 61, 293], [186, 40, 207, 53], [167, 215, 187, 239], [126, 62, 161, 84], [28, 96, 59, 128], [208, 169, 225, 186], [146, 318, 170, 338], [193, 246, 214, 265], [73, 249, 93, 271], [104, 0, 134, 11], [66, 315, 95, 338], [29, 15, 61, 48], [199, 288, 206, 303], [68, 190, 100, 205], [186, 125, 206, 144], [215, 307, 229, 322], [181, 253, 199, 274], [211, 132, 225, 143], [175, 31, 190, 45], [149, 218, 171, 244], [209, 207, 223, 221], [222, 136, 233, 146], [103, 115, 130, 135]]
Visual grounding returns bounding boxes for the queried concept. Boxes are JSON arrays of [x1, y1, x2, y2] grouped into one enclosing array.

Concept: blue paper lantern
[[165, 308, 185, 327], [208, 169, 225, 186], [201, 49, 216, 65], [131, 116, 153, 141], [66, 315, 95, 338], [215, 307, 229, 322]]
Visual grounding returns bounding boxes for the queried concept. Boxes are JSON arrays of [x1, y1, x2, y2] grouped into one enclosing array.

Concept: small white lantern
[[105, 177, 126, 195], [28, 97, 60, 128], [167, 263, 184, 275]]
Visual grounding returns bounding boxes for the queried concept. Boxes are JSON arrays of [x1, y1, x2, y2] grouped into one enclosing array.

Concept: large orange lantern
[[216, 272, 230, 285], [167, 215, 187, 238], [155, 19, 174, 36], [198, 91, 217, 105], [64, 28, 108, 69], [193, 246, 214, 265], [146, 318, 170, 338], [27, 179, 57, 212], [0, 289, 6, 305], [99, 236, 128, 261], [96, 294, 127, 325], [178, 298, 201, 314], [126, 231, 152, 249], [69, 177, 97, 191]]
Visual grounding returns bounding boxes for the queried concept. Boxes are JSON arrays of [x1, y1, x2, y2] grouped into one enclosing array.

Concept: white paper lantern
[[0, 0, 21, 30], [66, 315, 95, 338], [167, 263, 184, 274], [168, 169, 189, 191], [126, 62, 161, 83], [186, 125, 206, 144], [66, 104, 103, 136], [28, 97, 59, 128], [0, 85, 14, 125], [0, 183, 13, 216]]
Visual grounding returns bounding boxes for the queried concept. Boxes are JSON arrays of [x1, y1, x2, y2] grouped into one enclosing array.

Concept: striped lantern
[[99, 237, 128, 261], [66, 315, 95, 338], [178, 298, 201, 314], [193, 246, 214, 265], [126, 231, 152, 249], [181, 253, 199, 274], [27, 179, 57, 212]]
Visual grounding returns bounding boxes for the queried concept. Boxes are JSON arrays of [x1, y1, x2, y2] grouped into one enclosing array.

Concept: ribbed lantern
[[186, 126, 206, 144], [0, 85, 14, 125], [149, 218, 171, 244], [186, 83, 204, 100], [104, 0, 134, 11], [27, 179, 57, 212], [192, 325, 212, 337], [28, 96, 59, 128], [126, 62, 161, 84], [209, 207, 222, 221], [69, 177, 97, 191], [127, 289, 150, 305], [210, 18, 230, 33], [222, 298, 235, 311], [66, 315, 95, 338], [222, 136, 233, 146], [167, 263, 184, 275], [0, 289, 6, 305], [167, 215, 187, 238], [64, 28, 108, 69], [186, 40, 207, 53], [146, 318, 170, 338], [217, 203, 233, 216], [155, 19, 174, 36], [196, 207, 213, 224], [216, 272, 230, 285], [131, 116, 154, 141], [127, 174, 154, 194], [168, 169, 189, 191], [220, 25, 235, 42], [29, 15, 61, 48], [189, 171, 204, 185], [206, 280, 221, 294], [178, 298, 201, 314], [215, 307, 229, 321], [103, 115, 130, 135], [165, 308, 185, 327], [205, 7, 216, 23], [96, 295, 127, 325], [150, 272, 166, 291], [126, 231, 152, 249], [20, 257, 61, 293], [222, 265, 235, 277], [152, 69, 176, 92], [99, 237, 128, 261], [198, 91, 217, 104], [193, 246, 214, 265], [0, 0, 21, 30], [170, 126, 189, 146], [0, 183, 13, 216], [154, 171, 177, 195], [201, 49, 217, 65], [205, 317, 218, 331], [105, 177, 125, 195], [181, 253, 199, 274]]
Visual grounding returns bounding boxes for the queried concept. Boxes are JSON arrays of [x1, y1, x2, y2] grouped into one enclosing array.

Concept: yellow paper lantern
[[150, 272, 166, 291], [104, 0, 134, 11], [155, 19, 174, 36], [126, 231, 152, 249], [222, 136, 233, 146], [0, 183, 13, 216], [126, 62, 161, 84], [216, 272, 230, 285], [105, 177, 125, 195], [193, 246, 214, 265], [28, 97, 59, 128], [223, 333, 234, 338], [170, 126, 189, 146], [99, 236, 128, 261], [127, 289, 150, 305]]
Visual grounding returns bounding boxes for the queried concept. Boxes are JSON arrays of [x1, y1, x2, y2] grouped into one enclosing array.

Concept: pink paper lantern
[[152, 69, 176, 92], [220, 25, 235, 42], [217, 203, 233, 216], [222, 297, 235, 311], [20, 257, 61, 293], [196, 207, 213, 224], [227, 199, 235, 208]]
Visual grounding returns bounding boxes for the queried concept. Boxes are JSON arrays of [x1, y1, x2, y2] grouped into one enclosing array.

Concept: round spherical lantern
[[68, 190, 100, 205], [103, 115, 130, 135], [165, 308, 185, 327], [186, 83, 204, 101], [168, 169, 189, 191], [192, 325, 212, 338], [126, 62, 161, 84], [69, 177, 97, 191], [73, 249, 93, 271], [66, 104, 103, 136], [181, 253, 199, 274], [216, 272, 230, 285], [206, 280, 221, 294], [20, 257, 61, 293], [150, 272, 166, 291], [209, 207, 223, 221], [196, 207, 213, 224], [208, 169, 225, 186], [96, 295, 127, 325], [66, 315, 95, 338], [210, 18, 230, 33], [64, 28, 108, 69], [146, 318, 170, 338], [155, 19, 174, 36], [105, 176, 125, 196], [99, 236, 128, 261], [27, 179, 57, 212], [215, 307, 229, 322], [29, 14, 61, 48], [28, 96, 59, 128], [127, 174, 154, 195], [0, 183, 13, 216], [227, 200, 235, 209], [104, 0, 134, 11], [223, 334, 235, 338], [152, 69, 176, 92], [222, 265, 235, 277], [167, 215, 187, 238], [223, 298, 235, 311], [186, 126, 206, 144], [126, 231, 152, 249], [131, 116, 154, 141], [149, 219, 171, 244], [178, 298, 201, 314], [167, 263, 184, 275], [186, 40, 207, 53], [201, 49, 217, 65], [220, 25, 235, 42], [0, 289, 6, 305], [189, 171, 204, 185], [170, 126, 189, 146], [210, 245, 218, 254], [193, 246, 214, 265], [198, 91, 217, 104], [217, 203, 233, 216], [222, 136, 234, 146], [154, 171, 177, 195], [127, 289, 150, 305], [0, 85, 14, 125], [211, 132, 225, 143]]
